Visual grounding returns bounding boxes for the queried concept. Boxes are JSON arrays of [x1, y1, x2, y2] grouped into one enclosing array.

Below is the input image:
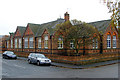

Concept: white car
[[27, 53, 51, 66]]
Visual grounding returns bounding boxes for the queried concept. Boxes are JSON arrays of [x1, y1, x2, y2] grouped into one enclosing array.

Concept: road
[[1, 54, 119, 78]]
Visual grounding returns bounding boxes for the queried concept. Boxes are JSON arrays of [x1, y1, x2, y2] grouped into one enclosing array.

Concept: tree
[[102, 0, 119, 28], [55, 20, 98, 55]]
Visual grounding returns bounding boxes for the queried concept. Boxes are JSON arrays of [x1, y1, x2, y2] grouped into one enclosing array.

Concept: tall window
[[70, 40, 74, 49], [113, 35, 116, 48], [7, 41, 9, 48], [15, 38, 17, 48], [19, 38, 22, 48], [29, 37, 33, 48], [38, 37, 41, 48], [24, 37, 28, 48], [93, 39, 98, 49], [58, 37, 63, 49], [95, 39, 98, 49], [107, 35, 111, 48], [11, 39, 13, 48], [44, 36, 48, 49], [93, 39, 95, 49]]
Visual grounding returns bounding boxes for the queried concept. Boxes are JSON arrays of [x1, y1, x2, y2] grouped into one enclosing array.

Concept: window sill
[[58, 47, 63, 49], [44, 47, 48, 49]]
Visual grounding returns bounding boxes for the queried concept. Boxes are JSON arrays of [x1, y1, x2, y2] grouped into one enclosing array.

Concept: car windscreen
[[37, 54, 46, 58], [7, 52, 14, 55]]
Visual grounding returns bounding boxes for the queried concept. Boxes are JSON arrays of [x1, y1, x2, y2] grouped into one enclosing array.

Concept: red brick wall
[[14, 29, 21, 37], [24, 26, 34, 36]]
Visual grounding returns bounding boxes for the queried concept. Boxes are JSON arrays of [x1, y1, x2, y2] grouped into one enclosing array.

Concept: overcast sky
[[0, 0, 112, 35]]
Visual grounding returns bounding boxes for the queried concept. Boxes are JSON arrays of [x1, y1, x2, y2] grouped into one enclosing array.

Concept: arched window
[[44, 35, 48, 49], [107, 35, 111, 48], [58, 37, 63, 49], [113, 35, 116, 48]]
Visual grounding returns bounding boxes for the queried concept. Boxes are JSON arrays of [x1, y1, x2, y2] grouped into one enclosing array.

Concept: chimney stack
[[64, 12, 69, 21]]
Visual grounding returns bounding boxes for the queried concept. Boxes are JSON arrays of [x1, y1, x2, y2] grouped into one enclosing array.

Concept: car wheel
[[37, 61, 40, 66], [5, 56, 8, 59], [28, 59, 31, 64], [49, 63, 51, 66], [2, 56, 4, 59]]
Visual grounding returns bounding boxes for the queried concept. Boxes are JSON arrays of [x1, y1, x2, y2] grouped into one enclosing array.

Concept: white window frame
[[7, 41, 9, 48], [93, 39, 98, 49], [19, 38, 22, 48], [29, 37, 34, 48], [70, 40, 74, 49], [24, 37, 28, 48], [58, 37, 63, 49], [113, 35, 116, 48], [38, 37, 41, 48], [95, 39, 98, 49], [15, 38, 17, 48], [107, 35, 111, 48], [44, 35, 48, 49], [93, 39, 95, 49]]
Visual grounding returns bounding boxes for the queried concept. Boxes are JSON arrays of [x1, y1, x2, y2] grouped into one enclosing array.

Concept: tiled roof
[[9, 19, 111, 38], [89, 19, 111, 35], [36, 18, 65, 37], [28, 23, 41, 36], [17, 26, 26, 37]]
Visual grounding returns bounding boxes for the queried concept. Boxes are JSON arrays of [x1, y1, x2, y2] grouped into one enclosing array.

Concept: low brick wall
[[12, 51, 119, 65], [2, 47, 120, 65], [47, 53, 119, 65]]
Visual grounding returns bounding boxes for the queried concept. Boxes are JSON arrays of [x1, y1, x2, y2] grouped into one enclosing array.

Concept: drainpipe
[[50, 35, 52, 54], [35, 37, 37, 53], [100, 35, 103, 54], [22, 37, 24, 52]]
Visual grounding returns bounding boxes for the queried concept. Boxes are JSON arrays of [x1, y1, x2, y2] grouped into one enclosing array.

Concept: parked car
[[3, 51, 17, 59], [27, 53, 51, 66]]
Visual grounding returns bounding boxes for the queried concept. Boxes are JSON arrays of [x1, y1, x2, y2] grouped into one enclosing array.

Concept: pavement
[[17, 56, 120, 69]]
